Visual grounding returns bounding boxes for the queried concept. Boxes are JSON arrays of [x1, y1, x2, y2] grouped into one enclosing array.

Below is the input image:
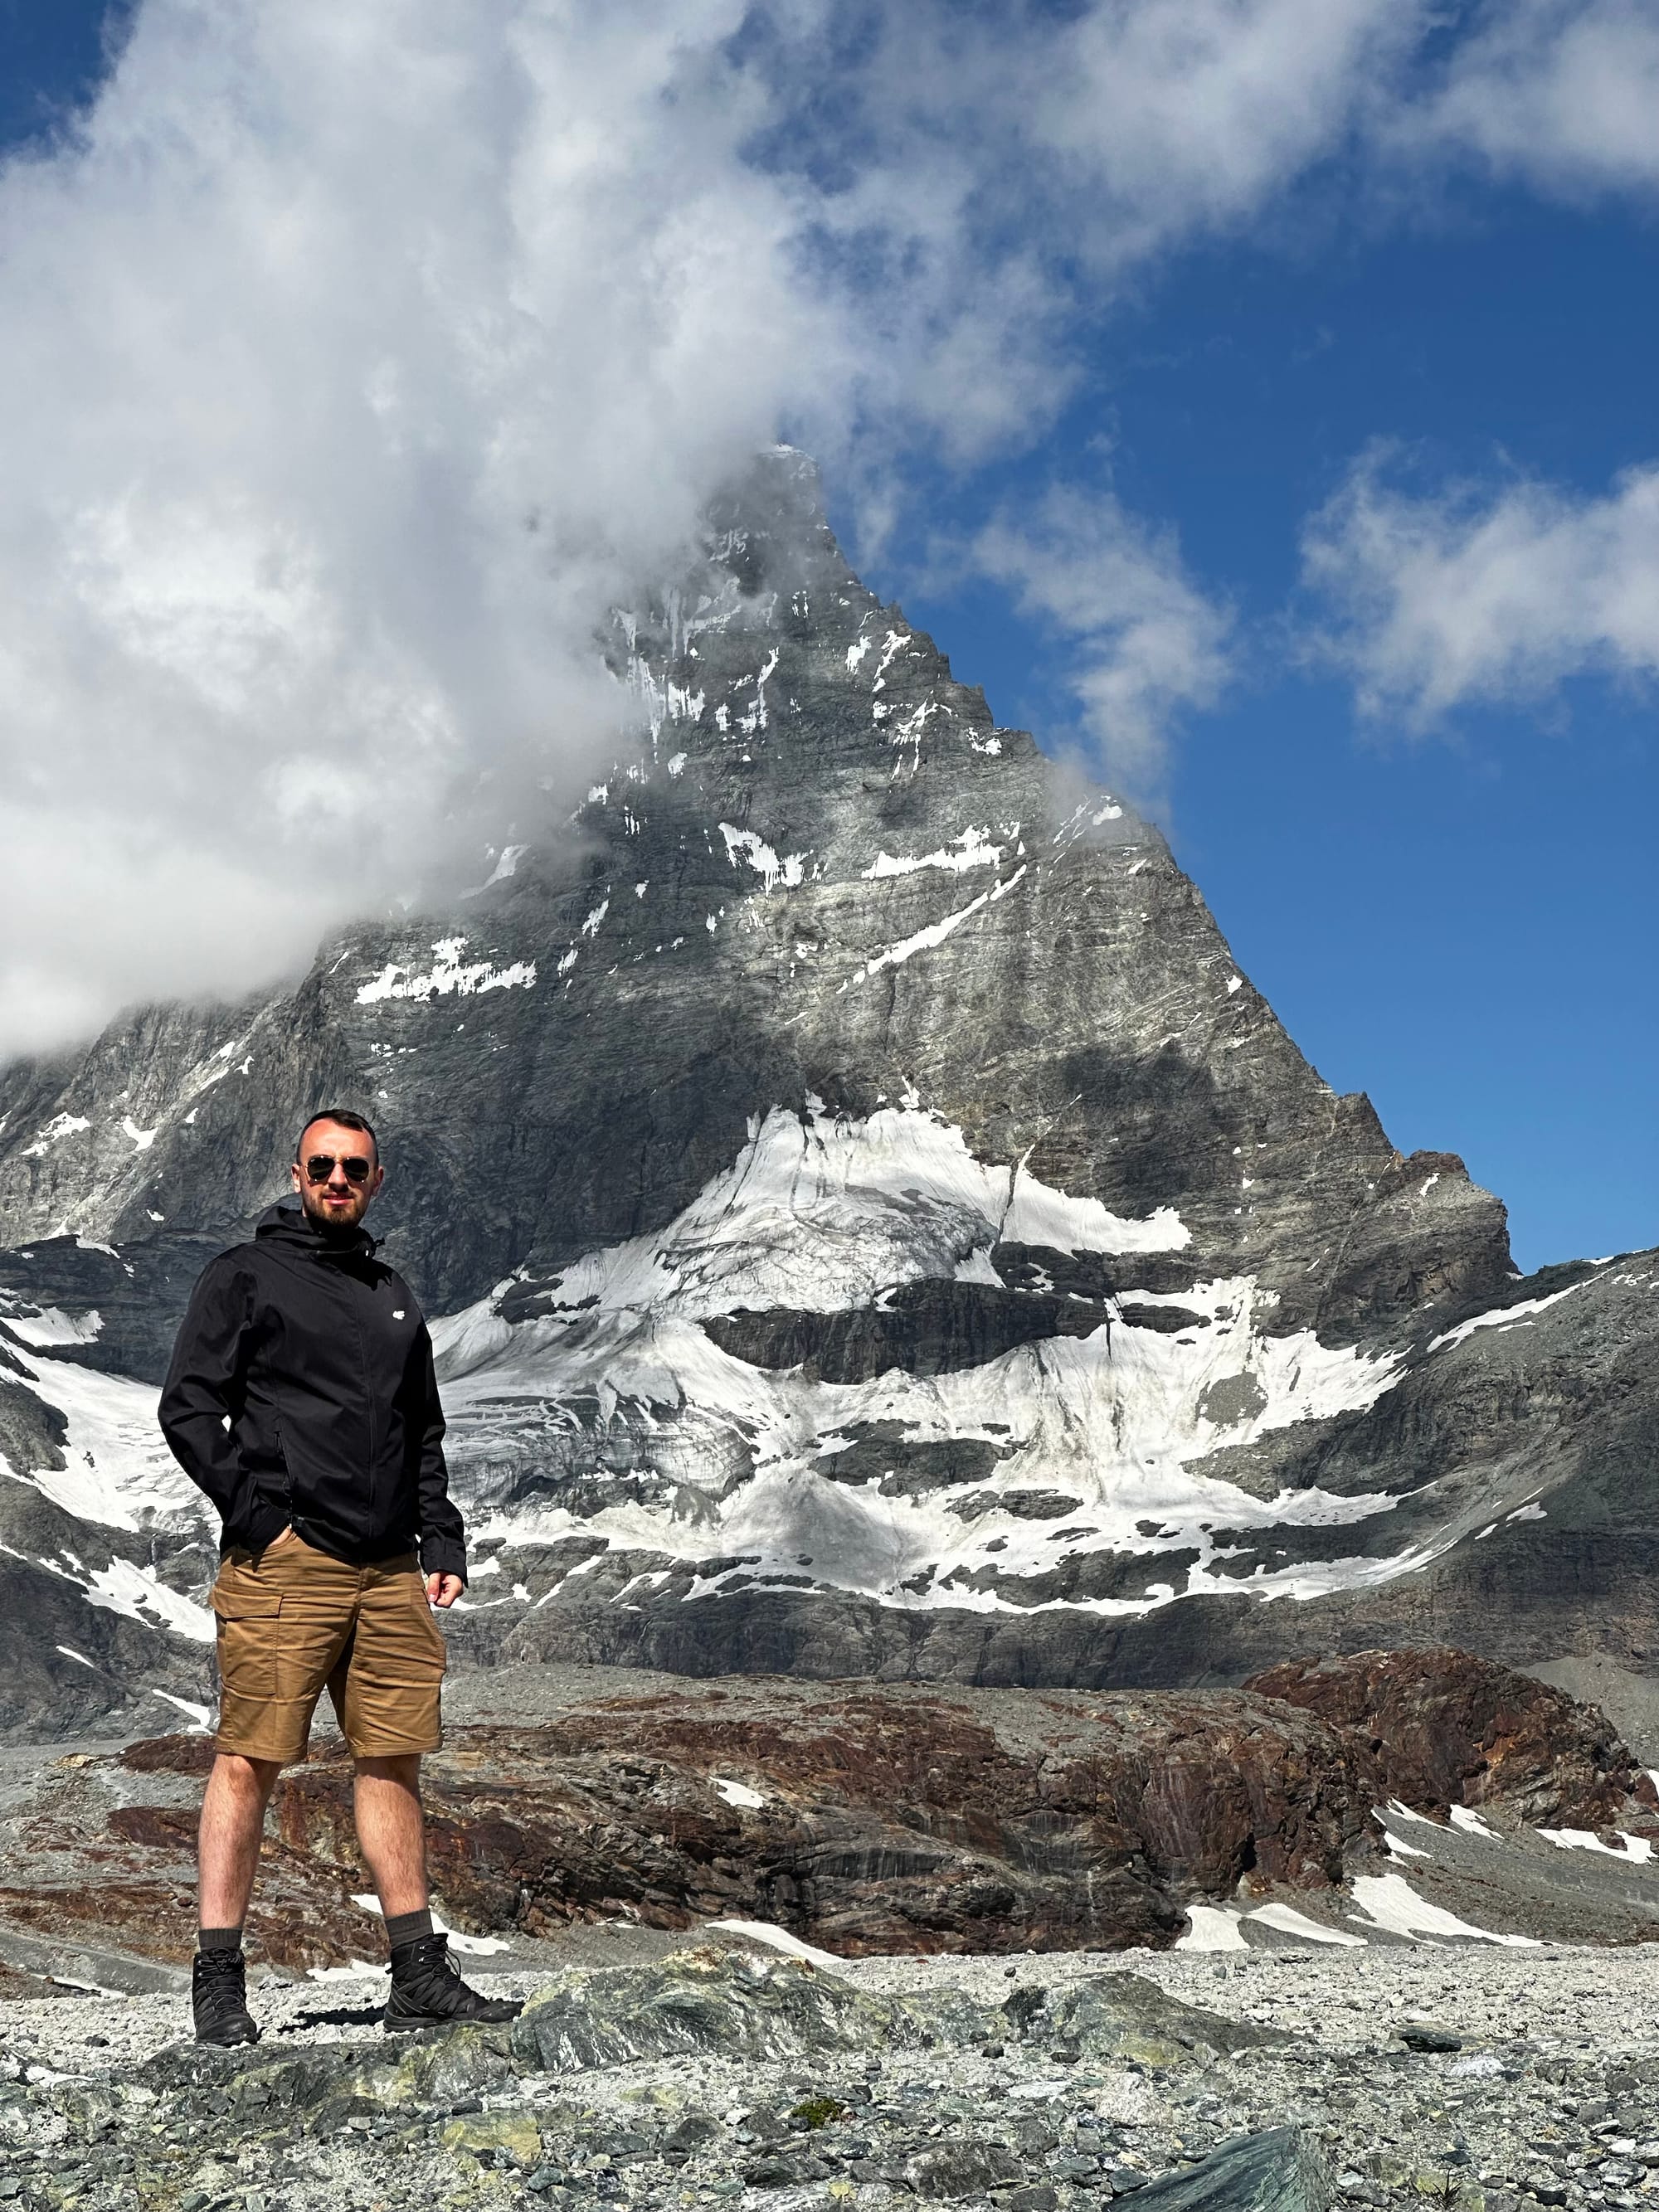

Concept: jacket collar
[[254, 1200, 377, 1261]]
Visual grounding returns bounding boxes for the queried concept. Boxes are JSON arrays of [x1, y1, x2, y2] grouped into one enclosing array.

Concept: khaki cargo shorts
[[210, 1529, 447, 1765]]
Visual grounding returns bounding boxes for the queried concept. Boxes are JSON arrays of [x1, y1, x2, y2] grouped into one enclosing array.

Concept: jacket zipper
[[348, 1268, 376, 1512]]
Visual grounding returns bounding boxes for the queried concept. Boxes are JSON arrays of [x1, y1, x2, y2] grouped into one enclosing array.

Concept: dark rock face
[[8, 1657, 1653, 1973], [8, 1684, 1371, 1967], [1244, 1646, 1659, 1829], [0, 448, 1650, 1722]]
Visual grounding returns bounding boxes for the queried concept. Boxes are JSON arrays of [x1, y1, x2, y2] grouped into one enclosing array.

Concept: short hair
[[295, 1107, 379, 1164]]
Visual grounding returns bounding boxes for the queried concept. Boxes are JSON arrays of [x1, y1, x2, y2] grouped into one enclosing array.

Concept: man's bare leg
[[193, 1752, 281, 2045], [357, 1753, 522, 2028], [197, 1752, 283, 1928], [354, 1753, 430, 1920]]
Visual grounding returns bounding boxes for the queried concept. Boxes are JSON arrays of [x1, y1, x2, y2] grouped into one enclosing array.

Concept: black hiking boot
[[192, 1948, 260, 2046], [383, 1932, 523, 2032]]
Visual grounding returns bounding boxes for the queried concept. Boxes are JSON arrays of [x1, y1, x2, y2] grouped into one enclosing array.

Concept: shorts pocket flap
[[211, 1587, 285, 1621]]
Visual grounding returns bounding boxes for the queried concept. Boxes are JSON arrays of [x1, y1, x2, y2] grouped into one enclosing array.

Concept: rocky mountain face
[[0, 450, 1653, 1735]]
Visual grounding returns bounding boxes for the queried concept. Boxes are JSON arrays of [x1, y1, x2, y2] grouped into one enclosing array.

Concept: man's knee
[[354, 1753, 422, 1789], [208, 1751, 283, 1801]]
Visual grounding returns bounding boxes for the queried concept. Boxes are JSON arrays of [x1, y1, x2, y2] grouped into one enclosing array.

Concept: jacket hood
[[255, 1200, 377, 1259]]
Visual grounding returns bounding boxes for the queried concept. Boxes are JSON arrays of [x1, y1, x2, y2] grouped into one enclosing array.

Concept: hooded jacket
[[158, 1203, 465, 1582]]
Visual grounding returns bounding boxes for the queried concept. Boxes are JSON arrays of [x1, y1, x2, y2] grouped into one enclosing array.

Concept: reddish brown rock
[[242, 1680, 1379, 1960], [5, 1650, 1652, 1973], [1245, 1646, 1659, 1829]]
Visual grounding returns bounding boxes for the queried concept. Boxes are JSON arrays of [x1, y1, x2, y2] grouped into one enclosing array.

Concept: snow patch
[[84, 1558, 214, 1643], [433, 1098, 1411, 1626], [853, 883, 997, 980], [1537, 1827, 1656, 1864], [151, 1689, 213, 1732], [0, 1347, 201, 1532], [711, 1777, 766, 1810], [1447, 1805, 1497, 1839], [465, 843, 528, 894], [864, 829, 1002, 880], [1247, 1903, 1366, 1947], [706, 1919, 841, 1968], [719, 824, 805, 892], [21, 1113, 90, 1158], [1430, 1276, 1595, 1352], [357, 937, 535, 1005], [0, 1305, 104, 1349], [1348, 1872, 1540, 1946], [1175, 1906, 1247, 1952]]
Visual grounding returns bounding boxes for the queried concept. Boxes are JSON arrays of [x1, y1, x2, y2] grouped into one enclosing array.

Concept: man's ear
[[289, 1160, 303, 1193]]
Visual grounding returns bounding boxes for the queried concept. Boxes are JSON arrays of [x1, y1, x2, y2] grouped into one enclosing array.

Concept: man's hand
[[426, 1573, 465, 1610]]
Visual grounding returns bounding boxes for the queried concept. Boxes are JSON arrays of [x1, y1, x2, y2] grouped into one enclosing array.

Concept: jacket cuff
[[229, 1497, 290, 1553], [420, 1534, 467, 1584]]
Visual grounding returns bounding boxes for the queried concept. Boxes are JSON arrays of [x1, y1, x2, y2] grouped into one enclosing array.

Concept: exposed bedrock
[[4, 1653, 1650, 1976], [1243, 1645, 1659, 1829]]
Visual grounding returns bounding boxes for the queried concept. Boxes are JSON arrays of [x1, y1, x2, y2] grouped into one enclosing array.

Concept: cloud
[[1301, 450, 1659, 722], [1395, 0, 1659, 196], [1, 0, 1655, 1056], [0, 0, 845, 1053], [973, 488, 1233, 804]]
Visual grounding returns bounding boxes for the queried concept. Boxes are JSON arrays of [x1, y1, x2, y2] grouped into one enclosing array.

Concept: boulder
[[509, 1945, 912, 2074], [1130, 2128, 1329, 2212]]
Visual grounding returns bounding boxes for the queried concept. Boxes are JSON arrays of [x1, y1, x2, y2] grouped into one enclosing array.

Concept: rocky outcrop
[[7, 1683, 1375, 1970], [1131, 2128, 1330, 2212], [1244, 1646, 1659, 1830], [7, 1656, 1656, 1977]]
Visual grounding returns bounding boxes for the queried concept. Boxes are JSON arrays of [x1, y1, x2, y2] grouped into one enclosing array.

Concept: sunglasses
[[303, 1153, 375, 1186]]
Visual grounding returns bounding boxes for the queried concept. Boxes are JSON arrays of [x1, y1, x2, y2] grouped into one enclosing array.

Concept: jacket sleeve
[[158, 1257, 288, 1550], [413, 1324, 467, 1584]]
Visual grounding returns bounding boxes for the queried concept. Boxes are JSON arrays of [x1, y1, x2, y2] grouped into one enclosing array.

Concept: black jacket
[[158, 1203, 465, 1582]]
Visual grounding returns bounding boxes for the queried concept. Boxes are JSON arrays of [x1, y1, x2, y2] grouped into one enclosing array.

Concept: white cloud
[[1396, 0, 1659, 195], [1302, 451, 1659, 722], [974, 488, 1233, 802], [1, 0, 1656, 1055], [1030, 0, 1425, 250], [0, 0, 852, 1054]]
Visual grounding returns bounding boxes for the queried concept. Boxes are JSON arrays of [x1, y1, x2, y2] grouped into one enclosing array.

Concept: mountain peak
[[9, 455, 1648, 1740]]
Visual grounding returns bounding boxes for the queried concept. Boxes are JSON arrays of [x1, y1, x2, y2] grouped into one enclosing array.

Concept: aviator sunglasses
[[303, 1153, 375, 1185]]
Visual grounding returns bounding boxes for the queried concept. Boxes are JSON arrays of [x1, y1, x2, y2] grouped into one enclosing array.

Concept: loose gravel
[[3, 1937, 1659, 2211]]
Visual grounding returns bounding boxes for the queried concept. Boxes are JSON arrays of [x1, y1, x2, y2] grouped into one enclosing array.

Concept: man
[[158, 1108, 519, 2046]]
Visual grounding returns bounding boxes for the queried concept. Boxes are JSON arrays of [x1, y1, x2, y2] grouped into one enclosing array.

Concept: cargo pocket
[[210, 1582, 285, 1703], [411, 1580, 449, 1677]]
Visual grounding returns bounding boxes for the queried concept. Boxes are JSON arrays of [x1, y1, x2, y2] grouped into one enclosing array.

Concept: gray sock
[[384, 1906, 434, 1951], [197, 1925, 243, 1955]]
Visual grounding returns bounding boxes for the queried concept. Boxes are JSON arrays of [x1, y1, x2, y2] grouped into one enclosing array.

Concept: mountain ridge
[[0, 448, 1652, 1738]]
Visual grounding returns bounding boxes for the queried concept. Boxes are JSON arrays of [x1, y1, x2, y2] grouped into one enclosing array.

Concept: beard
[[298, 1180, 373, 1237]]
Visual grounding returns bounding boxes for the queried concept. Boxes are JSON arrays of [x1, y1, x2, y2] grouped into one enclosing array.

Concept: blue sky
[[0, 2, 1653, 1272]]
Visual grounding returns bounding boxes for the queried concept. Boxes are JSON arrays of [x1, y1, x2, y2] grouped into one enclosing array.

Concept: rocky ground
[[5, 1653, 1659, 2209], [2, 1932, 1658, 2211]]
